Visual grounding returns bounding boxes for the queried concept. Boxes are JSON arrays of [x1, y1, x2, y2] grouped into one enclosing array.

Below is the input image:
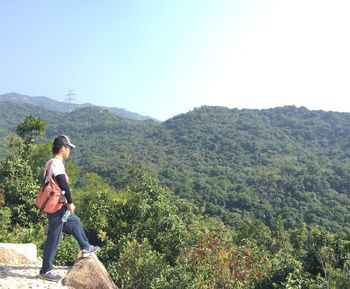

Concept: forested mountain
[[1, 104, 350, 288], [0, 102, 350, 232], [0, 92, 157, 121], [158, 106, 350, 231], [0, 102, 62, 155]]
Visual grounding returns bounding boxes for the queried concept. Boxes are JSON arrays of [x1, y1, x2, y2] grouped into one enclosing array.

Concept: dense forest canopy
[[1, 102, 349, 232], [0, 106, 349, 288]]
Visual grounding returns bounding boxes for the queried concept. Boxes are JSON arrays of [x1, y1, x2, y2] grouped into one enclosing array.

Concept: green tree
[[0, 115, 48, 240]]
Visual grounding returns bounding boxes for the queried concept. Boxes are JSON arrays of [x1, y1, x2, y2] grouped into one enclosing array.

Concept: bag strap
[[41, 159, 56, 187]]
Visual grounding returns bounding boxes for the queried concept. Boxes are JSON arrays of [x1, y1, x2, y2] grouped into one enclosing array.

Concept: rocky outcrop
[[0, 243, 37, 265], [0, 243, 117, 289], [62, 253, 117, 289], [0, 263, 71, 289]]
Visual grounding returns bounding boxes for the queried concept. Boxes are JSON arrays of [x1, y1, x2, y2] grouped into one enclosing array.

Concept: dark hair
[[52, 145, 64, 155], [52, 135, 76, 155]]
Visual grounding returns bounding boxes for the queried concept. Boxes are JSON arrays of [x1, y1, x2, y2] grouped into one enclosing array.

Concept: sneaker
[[38, 270, 62, 282], [82, 245, 101, 257]]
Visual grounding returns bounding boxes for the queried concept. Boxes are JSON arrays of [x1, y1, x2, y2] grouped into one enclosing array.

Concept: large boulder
[[0, 243, 37, 265], [62, 253, 117, 289]]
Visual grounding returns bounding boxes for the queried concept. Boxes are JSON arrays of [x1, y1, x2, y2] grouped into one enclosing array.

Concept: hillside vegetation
[[0, 115, 349, 288], [1, 103, 349, 232]]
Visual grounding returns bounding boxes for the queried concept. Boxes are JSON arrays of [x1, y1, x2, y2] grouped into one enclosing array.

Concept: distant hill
[[0, 102, 349, 232], [0, 92, 158, 122]]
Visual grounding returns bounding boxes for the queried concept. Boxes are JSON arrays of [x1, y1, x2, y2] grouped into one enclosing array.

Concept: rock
[[62, 254, 117, 289], [0, 243, 37, 265]]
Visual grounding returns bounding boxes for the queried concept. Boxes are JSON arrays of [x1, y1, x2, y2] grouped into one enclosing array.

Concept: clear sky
[[1, 0, 349, 120]]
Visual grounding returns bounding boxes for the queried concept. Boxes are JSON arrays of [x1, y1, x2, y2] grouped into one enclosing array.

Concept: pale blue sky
[[1, 1, 349, 120]]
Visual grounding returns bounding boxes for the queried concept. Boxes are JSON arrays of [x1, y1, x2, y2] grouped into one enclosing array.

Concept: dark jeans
[[40, 206, 90, 274]]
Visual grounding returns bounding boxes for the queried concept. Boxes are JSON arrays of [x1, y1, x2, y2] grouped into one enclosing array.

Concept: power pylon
[[65, 90, 77, 112]]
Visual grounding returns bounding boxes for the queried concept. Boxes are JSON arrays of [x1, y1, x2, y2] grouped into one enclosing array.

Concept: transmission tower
[[65, 90, 77, 112]]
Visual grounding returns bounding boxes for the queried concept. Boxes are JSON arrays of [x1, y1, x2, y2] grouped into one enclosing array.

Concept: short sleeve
[[51, 159, 65, 176], [45, 158, 66, 183]]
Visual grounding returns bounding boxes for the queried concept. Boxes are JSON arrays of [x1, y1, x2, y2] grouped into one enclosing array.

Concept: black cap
[[53, 135, 76, 151]]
